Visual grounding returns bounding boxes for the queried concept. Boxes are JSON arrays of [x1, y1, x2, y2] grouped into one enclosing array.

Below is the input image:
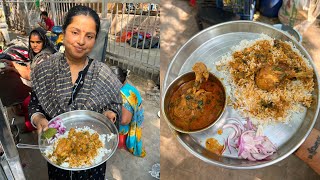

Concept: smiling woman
[[28, 5, 122, 180], [63, 14, 98, 84], [63, 15, 97, 64]]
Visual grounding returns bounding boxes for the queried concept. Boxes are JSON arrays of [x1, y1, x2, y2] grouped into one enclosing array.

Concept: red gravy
[[168, 78, 225, 131]]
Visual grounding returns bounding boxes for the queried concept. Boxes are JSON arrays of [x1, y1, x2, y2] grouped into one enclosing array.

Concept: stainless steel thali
[[38, 110, 119, 171], [161, 21, 320, 169]]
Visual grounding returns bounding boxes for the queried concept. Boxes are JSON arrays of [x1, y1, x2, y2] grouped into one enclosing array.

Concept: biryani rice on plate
[[216, 34, 314, 125], [44, 126, 113, 168]]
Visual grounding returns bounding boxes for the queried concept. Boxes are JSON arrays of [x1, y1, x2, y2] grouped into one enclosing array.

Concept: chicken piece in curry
[[168, 62, 225, 131], [230, 39, 313, 91], [255, 63, 313, 91], [192, 62, 209, 93], [226, 39, 314, 120], [52, 128, 102, 167]]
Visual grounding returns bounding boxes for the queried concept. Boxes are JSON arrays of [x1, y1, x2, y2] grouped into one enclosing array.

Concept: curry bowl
[[163, 71, 227, 133]]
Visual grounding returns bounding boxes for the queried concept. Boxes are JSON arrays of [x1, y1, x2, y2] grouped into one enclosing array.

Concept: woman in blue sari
[[110, 66, 146, 157]]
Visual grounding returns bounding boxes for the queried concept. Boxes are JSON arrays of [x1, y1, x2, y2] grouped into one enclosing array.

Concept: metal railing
[[2, 0, 160, 81], [106, 2, 160, 81]]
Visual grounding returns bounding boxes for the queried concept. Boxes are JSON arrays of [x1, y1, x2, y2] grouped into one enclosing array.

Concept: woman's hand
[[33, 115, 49, 134], [12, 62, 31, 80], [121, 106, 133, 125], [103, 110, 117, 123]]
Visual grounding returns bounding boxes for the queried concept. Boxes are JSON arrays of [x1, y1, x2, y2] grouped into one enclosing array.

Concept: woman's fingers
[[42, 122, 49, 132], [36, 118, 49, 134], [36, 123, 43, 135], [104, 111, 116, 123]]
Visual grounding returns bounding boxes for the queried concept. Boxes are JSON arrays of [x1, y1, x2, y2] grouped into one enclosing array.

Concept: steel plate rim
[[39, 110, 119, 171], [161, 20, 320, 169]]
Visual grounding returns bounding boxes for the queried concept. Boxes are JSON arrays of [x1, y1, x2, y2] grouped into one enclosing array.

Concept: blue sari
[[119, 83, 146, 157]]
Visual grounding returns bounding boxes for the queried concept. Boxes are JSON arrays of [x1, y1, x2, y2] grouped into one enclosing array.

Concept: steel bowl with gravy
[[163, 62, 227, 133]]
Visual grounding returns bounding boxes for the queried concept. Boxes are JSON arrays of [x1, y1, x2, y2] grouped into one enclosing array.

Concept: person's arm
[[38, 21, 49, 31], [294, 128, 320, 175], [103, 94, 123, 124], [121, 106, 133, 125], [0, 59, 31, 80], [28, 90, 49, 134], [102, 94, 122, 123], [12, 62, 31, 80], [38, 22, 46, 30]]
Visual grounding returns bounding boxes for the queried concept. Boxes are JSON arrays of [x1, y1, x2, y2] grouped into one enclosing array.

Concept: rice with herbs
[[215, 34, 314, 125], [44, 126, 113, 168]]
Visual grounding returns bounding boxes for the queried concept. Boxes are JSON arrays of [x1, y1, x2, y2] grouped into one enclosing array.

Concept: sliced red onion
[[222, 123, 239, 139], [251, 153, 270, 160], [48, 118, 66, 135], [225, 136, 231, 154], [227, 117, 245, 131], [221, 117, 277, 161], [46, 118, 66, 143], [244, 117, 256, 131], [222, 138, 227, 153]]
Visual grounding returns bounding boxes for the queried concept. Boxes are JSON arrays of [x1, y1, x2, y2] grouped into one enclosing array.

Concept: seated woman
[[1, 27, 56, 84], [110, 66, 146, 157], [0, 27, 56, 131]]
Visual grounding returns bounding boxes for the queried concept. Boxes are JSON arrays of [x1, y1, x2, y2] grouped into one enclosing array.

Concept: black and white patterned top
[[28, 52, 122, 121]]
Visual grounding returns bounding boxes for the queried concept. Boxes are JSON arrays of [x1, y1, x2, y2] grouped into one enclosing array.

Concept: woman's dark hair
[[63, 5, 100, 38], [110, 66, 128, 84]]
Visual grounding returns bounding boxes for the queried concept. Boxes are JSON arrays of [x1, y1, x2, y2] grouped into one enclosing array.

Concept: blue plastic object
[[51, 26, 63, 35], [259, 0, 283, 18], [50, 35, 58, 43]]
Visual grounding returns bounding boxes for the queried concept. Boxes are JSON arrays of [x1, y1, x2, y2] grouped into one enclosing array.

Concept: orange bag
[[116, 31, 132, 42]]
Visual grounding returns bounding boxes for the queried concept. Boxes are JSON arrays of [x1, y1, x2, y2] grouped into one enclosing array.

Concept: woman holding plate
[[28, 5, 122, 180]]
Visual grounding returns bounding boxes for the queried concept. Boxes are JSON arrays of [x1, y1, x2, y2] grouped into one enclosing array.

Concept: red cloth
[[45, 18, 54, 31], [22, 95, 36, 132], [118, 134, 128, 149], [190, 0, 196, 6]]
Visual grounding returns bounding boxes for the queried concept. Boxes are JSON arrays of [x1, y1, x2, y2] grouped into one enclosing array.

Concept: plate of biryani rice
[[38, 110, 119, 171], [162, 21, 320, 169]]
